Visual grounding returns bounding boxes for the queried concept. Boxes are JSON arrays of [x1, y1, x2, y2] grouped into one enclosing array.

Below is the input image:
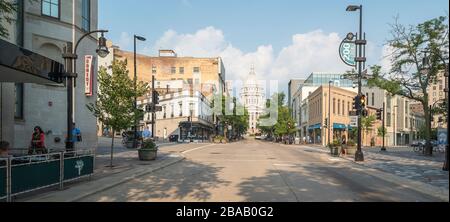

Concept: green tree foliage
[[212, 94, 249, 139], [368, 16, 449, 155], [257, 92, 296, 140], [361, 115, 376, 146], [0, 0, 37, 38], [87, 60, 148, 167]]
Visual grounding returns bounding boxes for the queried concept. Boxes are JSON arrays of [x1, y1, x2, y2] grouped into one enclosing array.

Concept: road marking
[[181, 144, 215, 154]]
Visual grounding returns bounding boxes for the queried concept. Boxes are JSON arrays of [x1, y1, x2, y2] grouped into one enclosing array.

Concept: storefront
[[308, 123, 322, 144], [333, 123, 348, 142], [179, 121, 214, 142]]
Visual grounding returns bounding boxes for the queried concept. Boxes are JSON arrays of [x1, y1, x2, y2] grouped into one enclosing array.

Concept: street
[[78, 139, 442, 202]]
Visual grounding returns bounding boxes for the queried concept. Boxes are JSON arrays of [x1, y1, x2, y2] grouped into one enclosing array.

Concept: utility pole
[[152, 75, 156, 140]]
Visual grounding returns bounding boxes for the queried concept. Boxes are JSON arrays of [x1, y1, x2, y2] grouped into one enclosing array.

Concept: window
[[338, 100, 341, 115], [179, 103, 183, 117], [179, 67, 184, 74], [387, 113, 392, 127], [14, 83, 24, 119], [405, 117, 409, 128], [372, 93, 375, 106], [42, 0, 59, 18], [193, 67, 200, 73], [152, 66, 157, 74], [333, 98, 336, 114], [342, 100, 345, 116], [171, 67, 176, 74], [82, 0, 90, 32], [366, 93, 369, 105]]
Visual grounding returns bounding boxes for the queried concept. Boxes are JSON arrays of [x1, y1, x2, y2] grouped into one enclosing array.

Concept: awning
[[0, 39, 65, 84], [308, 123, 322, 130], [333, 123, 347, 130]]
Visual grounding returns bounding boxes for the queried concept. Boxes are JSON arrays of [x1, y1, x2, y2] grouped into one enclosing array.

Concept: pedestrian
[[0, 141, 10, 158], [29, 126, 47, 155], [71, 123, 82, 146], [142, 127, 151, 140]]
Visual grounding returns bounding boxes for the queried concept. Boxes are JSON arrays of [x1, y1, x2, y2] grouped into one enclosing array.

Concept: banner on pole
[[84, 55, 94, 96]]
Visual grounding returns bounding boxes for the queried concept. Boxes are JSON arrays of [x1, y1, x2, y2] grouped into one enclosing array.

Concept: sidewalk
[[289, 144, 449, 200], [24, 151, 185, 202]]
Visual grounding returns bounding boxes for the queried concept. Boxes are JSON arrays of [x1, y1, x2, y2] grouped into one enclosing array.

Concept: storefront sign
[[85, 55, 94, 96]]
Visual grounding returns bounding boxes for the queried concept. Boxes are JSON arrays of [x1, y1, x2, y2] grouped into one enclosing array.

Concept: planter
[[138, 148, 158, 161], [346, 146, 357, 155], [330, 147, 339, 156]]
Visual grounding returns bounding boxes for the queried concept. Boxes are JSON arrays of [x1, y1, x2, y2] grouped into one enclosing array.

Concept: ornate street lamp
[[63, 30, 109, 152]]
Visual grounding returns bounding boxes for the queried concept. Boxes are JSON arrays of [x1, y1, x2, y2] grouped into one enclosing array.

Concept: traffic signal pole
[[152, 75, 156, 140]]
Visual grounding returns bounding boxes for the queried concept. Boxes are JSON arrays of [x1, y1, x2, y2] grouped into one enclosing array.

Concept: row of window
[[153, 66, 200, 75], [42, 0, 91, 32]]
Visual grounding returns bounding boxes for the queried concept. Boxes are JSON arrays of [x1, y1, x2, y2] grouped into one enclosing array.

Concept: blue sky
[[99, 0, 449, 93]]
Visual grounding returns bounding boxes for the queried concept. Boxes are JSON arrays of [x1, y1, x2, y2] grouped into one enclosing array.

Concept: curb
[[287, 145, 449, 202], [26, 155, 186, 202], [70, 155, 186, 202]]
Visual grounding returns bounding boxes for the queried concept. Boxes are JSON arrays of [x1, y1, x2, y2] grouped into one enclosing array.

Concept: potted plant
[[329, 139, 340, 156], [346, 140, 357, 155], [138, 139, 158, 161]]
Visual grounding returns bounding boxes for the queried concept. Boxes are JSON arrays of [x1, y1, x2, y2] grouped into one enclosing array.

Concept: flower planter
[[138, 148, 158, 161], [346, 146, 357, 156], [330, 147, 339, 156]]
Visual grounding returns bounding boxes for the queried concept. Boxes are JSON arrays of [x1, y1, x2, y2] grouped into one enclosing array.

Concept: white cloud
[[380, 45, 395, 73], [133, 27, 384, 94], [117, 32, 132, 50]]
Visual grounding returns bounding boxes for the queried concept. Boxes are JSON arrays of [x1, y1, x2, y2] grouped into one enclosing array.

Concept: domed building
[[240, 66, 265, 134]]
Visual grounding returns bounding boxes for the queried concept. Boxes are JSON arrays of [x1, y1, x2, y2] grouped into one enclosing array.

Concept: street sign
[[339, 40, 357, 67], [350, 116, 358, 127]]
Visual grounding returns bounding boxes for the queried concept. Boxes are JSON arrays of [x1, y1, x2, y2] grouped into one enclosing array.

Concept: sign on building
[[85, 55, 94, 97], [339, 40, 356, 67], [438, 128, 448, 146]]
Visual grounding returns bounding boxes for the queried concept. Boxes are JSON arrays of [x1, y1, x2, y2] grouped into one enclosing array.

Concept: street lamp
[[133, 35, 146, 148], [328, 81, 333, 147], [346, 4, 366, 162], [63, 30, 109, 152]]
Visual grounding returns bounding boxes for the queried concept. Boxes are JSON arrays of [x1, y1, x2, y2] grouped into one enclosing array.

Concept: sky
[[99, 0, 449, 94]]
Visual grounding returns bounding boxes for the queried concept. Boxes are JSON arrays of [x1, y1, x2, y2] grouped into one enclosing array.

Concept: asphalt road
[[80, 139, 441, 202]]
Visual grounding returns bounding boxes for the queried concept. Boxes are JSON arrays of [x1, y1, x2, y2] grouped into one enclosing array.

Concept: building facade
[[429, 70, 448, 129], [307, 86, 357, 146], [1, 0, 99, 151], [240, 67, 265, 134], [137, 89, 214, 142], [290, 73, 357, 139]]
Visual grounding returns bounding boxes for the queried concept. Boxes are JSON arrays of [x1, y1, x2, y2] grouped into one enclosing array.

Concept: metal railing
[[0, 149, 94, 202]]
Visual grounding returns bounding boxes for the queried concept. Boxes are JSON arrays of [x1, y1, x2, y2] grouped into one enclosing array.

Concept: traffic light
[[353, 95, 361, 113], [360, 95, 366, 109], [152, 91, 160, 105], [376, 108, 383, 120]]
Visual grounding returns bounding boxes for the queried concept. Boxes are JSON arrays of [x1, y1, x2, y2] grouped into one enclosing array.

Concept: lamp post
[[328, 81, 333, 147], [346, 4, 366, 162], [62, 30, 109, 152], [381, 102, 386, 151], [133, 35, 146, 148]]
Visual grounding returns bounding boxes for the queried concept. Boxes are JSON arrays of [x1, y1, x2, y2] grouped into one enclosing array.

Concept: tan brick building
[[308, 86, 357, 146], [428, 70, 447, 129], [114, 49, 227, 99]]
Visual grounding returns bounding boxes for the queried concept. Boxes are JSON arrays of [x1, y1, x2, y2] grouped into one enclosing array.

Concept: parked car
[[255, 133, 262, 140], [169, 135, 179, 142]]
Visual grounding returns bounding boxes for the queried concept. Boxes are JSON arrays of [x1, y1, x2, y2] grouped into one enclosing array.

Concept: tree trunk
[[424, 104, 433, 156], [110, 129, 115, 168]]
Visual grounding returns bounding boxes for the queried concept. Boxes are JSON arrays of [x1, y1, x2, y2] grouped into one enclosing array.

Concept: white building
[[1, 0, 99, 151], [137, 89, 214, 142], [240, 66, 265, 134]]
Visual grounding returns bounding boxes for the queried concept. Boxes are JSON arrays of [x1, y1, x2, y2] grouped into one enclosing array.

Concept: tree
[[212, 94, 249, 140], [257, 92, 296, 142], [368, 16, 449, 155], [362, 115, 376, 146], [0, 0, 37, 38], [377, 126, 387, 138], [87, 60, 148, 167]]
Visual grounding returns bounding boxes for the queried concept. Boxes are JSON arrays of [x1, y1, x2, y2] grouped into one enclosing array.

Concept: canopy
[[0, 39, 65, 84]]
